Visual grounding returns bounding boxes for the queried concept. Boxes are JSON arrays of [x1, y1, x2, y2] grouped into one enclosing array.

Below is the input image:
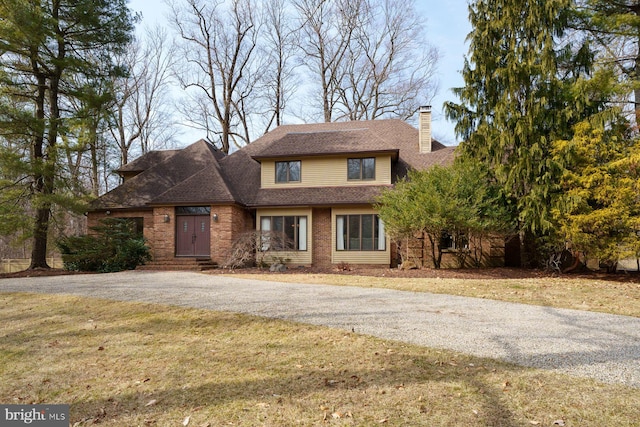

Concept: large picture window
[[336, 214, 385, 251], [260, 215, 307, 251], [275, 160, 301, 183], [347, 157, 375, 180]]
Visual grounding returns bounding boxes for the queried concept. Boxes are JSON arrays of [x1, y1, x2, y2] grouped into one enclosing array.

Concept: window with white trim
[[260, 215, 307, 251], [336, 214, 385, 251]]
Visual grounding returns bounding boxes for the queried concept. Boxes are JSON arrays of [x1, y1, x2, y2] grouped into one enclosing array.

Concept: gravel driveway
[[2, 270, 639, 388]]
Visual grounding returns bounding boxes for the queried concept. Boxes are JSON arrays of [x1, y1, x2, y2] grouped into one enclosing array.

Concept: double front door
[[176, 215, 211, 257]]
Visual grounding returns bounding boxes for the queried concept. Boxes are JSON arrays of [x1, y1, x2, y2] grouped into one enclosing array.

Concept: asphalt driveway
[[2, 270, 639, 388]]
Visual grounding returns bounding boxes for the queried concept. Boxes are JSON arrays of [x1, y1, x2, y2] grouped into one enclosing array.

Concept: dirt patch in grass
[[1, 293, 639, 426], [0, 268, 90, 279]]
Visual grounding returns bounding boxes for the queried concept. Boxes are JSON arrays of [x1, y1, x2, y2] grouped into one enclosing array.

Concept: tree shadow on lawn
[[69, 351, 525, 427], [2, 293, 639, 426]]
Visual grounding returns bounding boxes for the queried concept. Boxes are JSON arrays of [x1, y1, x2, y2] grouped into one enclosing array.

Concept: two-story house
[[88, 107, 456, 268]]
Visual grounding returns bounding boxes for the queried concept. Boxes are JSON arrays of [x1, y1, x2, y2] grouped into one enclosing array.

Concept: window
[[260, 216, 307, 251], [117, 217, 144, 238], [440, 231, 468, 251], [176, 206, 211, 215], [347, 157, 375, 180], [275, 161, 301, 183], [336, 214, 385, 251]]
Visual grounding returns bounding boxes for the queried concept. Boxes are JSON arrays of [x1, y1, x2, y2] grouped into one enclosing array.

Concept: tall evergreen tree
[[573, 0, 640, 126], [445, 0, 591, 266], [0, 0, 135, 269]]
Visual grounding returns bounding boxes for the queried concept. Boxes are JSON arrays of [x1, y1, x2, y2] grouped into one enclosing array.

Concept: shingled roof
[[250, 128, 399, 159], [91, 119, 456, 211], [91, 140, 232, 210], [231, 119, 456, 205]]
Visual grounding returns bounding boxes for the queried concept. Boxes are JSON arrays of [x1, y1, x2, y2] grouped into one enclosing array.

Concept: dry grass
[[1, 293, 639, 426], [228, 272, 640, 318]]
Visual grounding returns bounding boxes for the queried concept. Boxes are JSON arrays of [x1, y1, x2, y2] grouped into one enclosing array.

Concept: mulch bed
[[217, 265, 640, 283], [2, 265, 639, 283]]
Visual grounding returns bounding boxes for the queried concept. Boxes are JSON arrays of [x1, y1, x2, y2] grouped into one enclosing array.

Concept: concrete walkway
[[2, 270, 639, 388]]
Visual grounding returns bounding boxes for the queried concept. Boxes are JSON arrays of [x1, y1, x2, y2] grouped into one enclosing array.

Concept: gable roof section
[[250, 128, 399, 160], [91, 140, 233, 210]]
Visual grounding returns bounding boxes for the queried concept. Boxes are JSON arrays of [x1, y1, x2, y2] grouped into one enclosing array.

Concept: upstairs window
[[347, 157, 375, 180], [275, 160, 301, 183]]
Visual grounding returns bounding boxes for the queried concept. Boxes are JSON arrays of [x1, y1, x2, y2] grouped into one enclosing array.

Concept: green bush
[[58, 218, 151, 272]]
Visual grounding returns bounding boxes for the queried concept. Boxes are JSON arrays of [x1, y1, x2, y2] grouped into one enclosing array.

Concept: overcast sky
[[128, 0, 472, 146]]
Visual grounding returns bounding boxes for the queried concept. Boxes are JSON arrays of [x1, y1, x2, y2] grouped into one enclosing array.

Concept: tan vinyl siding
[[331, 207, 390, 266], [261, 155, 392, 188], [257, 208, 313, 265]]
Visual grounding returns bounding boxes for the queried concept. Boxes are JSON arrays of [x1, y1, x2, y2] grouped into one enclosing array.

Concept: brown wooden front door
[[176, 215, 211, 257]]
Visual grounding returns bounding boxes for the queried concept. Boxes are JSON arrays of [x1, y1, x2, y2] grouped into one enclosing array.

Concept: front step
[[137, 258, 218, 272]]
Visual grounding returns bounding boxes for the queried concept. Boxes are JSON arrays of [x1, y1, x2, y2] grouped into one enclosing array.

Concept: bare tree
[[258, 0, 300, 131], [109, 26, 178, 167], [335, 0, 440, 121], [293, 0, 438, 123], [170, 0, 260, 153], [293, 0, 364, 122]]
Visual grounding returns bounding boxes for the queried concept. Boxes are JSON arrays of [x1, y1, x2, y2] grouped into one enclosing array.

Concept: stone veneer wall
[[312, 208, 332, 267], [406, 233, 505, 269]]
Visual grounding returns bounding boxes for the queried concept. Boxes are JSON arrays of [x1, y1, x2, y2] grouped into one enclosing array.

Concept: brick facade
[[312, 208, 332, 267], [152, 207, 174, 260], [210, 205, 254, 264], [87, 209, 156, 254], [88, 205, 255, 264]]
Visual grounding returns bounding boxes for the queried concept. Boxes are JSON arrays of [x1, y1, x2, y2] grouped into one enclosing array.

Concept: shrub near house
[[58, 218, 150, 272]]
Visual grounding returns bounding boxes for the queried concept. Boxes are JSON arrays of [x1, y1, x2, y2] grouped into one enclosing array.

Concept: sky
[[128, 0, 472, 146]]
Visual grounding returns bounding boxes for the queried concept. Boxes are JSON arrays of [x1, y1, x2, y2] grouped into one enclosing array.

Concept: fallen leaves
[[145, 399, 159, 407]]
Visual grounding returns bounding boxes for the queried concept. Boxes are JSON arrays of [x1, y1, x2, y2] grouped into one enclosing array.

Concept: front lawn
[[1, 293, 638, 426]]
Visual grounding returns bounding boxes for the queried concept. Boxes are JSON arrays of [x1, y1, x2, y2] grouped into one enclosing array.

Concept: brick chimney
[[419, 105, 432, 153]]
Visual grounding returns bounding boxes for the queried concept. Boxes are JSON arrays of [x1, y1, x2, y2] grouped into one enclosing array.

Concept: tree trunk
[[29, 60, 50, 269], [519, 229, 539, 269], [30, 3, 64, 270], [635, 34, 640, 127]]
